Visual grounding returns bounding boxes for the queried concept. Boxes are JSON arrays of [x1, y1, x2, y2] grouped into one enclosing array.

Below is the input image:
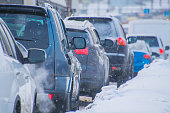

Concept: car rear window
[[0, 12, 49, 49], [68, 18, 118, 40], [66, 29, 90, 45], [137, 36, 159, 47]]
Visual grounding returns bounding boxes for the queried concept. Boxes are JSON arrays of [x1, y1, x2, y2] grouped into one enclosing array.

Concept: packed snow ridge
[[69, 59, 170, 113]]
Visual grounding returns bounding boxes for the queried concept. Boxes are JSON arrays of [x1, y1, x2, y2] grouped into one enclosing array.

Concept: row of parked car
[[126, 19, 170, 75], [0, 3, 168, 113]]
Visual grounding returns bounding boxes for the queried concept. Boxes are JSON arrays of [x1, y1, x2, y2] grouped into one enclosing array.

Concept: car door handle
[[16, 72, 21, 76], [16, 72, 24, 76], [25, 76, 29, 79], [16, 72, 24, 79]]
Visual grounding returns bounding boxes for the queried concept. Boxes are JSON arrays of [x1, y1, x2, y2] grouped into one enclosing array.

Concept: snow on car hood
[[69, 59, 170, 113]]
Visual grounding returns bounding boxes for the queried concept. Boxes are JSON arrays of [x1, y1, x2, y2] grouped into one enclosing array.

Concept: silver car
[[0, 18, 45, 113]]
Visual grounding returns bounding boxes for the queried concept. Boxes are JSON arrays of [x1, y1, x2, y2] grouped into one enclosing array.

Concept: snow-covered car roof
[[66, 15, 119, 22], [127, 34, 158, 38], [64, 20, 93, 30]]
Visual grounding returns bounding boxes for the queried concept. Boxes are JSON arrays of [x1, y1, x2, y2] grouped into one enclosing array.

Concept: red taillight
[[159, 48, 164, 54], [74, 47, 88, 55], [144, 54, 150, 59], [112, 67, 116, 70], [117, 37, 126, 46], [49, 94, 53, 99]]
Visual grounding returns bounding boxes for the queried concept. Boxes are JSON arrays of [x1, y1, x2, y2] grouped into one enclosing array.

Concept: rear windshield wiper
[[15, 38, 36, 41]]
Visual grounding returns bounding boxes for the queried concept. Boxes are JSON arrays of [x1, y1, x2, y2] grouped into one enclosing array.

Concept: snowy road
[[68, 59, 170, 113]]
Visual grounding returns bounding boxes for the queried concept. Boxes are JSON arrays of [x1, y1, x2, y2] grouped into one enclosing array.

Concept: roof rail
[[44, 3, 53, 9]]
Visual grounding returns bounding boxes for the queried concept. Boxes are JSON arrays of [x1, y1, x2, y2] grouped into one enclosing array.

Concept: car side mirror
[[26, 49, 46, 64], [165, 45, 170, 50], [71, 37, 86, 49], [127, 37, 137, 44]]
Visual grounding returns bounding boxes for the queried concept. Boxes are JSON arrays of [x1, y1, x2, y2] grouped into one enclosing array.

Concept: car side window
[[87, 28, 95, 45], [0, 37, 7, 54], [52, 10, 67, 53], [0, 24, 14, 57], [160, 38, 164, 47], [59, 18, 70, 49], [1, 23, 17, 58], [118, 23, 126, 39], [93, 29, 100, 43]]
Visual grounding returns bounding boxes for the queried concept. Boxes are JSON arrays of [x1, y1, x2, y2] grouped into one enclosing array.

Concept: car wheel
[[32, 93, 37, 113], [70, 81, 80, 111], [117, 70, 128, 88], [13, 96, 21, 113], [104, 68, 110, 86], [65, 81, 79, 112], [129, 62, 134, 79], [90, 91, 97, 100]]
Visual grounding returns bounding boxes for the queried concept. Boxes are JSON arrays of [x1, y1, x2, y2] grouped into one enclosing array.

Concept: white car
[[127, 34, 169, 59], [128, 19, 170, 47], [0, 18, 45, 113]]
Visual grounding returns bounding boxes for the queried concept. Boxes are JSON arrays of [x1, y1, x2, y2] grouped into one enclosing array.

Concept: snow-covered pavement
[[69, 59, 170, 113]]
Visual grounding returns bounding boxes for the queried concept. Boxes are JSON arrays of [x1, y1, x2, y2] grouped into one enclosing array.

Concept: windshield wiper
[[15, 38, 35, 41]]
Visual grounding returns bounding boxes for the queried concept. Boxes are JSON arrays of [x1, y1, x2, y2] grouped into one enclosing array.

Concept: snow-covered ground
[[69, 59, 170, 113]]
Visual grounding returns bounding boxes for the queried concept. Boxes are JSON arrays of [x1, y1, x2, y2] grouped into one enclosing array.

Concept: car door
[[59, 18, 80, 98], [90, 27, 104, 65], [0, 23, 31, 112], [0, 35, 17, 113]]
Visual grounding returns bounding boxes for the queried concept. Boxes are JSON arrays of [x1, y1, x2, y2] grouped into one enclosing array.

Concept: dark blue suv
[[0, 4, 84, 112], [65, 16, 134, 88], [64, 20, 110, 99]]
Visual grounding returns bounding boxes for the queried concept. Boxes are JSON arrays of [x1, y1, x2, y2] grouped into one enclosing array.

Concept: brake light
[[117, 37, 126, 46], [144, 54, 150, 59], [74, 47, 88, 55], [112, 67, 116, 70], [49, 94, 53, 99], [159, 48, 164, 54]]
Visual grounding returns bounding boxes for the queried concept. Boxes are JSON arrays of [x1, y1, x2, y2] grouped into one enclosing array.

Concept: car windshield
[[69, 18, 118, 40], [0, 13, 49, 49], [134, 36, 159, 47], [66, 29, 90, 45]]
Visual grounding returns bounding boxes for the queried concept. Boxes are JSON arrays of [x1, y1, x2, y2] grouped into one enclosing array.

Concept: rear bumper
[[80, 64, 105, 92], [105, 52, 127, 75], [80, 78, 104, 93], [36, 91, 69, 112], [37, 90, 68, 103], [37, 76, 72, 104]]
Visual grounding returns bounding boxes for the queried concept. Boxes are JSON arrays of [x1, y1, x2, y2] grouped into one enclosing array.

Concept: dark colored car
[[64, 20, 110, 98], [65, 16, 134, 87], [0, 4, 84, 112], [0, 17, 45, 113]]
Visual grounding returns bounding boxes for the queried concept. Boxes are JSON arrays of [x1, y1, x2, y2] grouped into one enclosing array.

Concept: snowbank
[[69, 59, 170, 113]]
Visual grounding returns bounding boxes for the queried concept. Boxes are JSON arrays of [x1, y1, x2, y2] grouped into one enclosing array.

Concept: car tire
[[117, 69, 128, 88], [32, 93, 37, 113], [13, 96, 21, 113], [129, 62, 134, 79], [104, 68, 110, 86], [65, 81, 79, 112]]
